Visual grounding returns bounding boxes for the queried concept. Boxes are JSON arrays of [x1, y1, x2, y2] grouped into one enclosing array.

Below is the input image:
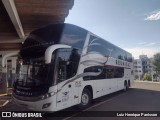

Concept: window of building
[[135, 70, 138, 72], [134, 62, 137, 64]]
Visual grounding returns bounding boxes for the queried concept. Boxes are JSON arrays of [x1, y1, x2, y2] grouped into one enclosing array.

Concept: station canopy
[[0, 0, 74, 50]]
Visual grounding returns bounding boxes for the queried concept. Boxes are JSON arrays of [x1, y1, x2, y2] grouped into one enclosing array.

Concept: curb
[[134, 80, 160, 84]]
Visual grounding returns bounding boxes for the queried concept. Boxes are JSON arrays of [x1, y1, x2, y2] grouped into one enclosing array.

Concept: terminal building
[[0, 0, 74, 94]]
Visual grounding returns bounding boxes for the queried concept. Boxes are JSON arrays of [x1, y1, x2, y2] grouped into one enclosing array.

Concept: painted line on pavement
[[0, 94, 8, 97], [63, 92, 126, 120], [0, 100, 9, 107]]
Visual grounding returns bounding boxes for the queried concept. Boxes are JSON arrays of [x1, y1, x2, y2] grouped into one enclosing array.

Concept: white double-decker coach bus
[[13, 23, 133, 111]]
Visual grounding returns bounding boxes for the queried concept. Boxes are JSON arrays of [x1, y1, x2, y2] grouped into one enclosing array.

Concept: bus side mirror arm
[[45, 44, 71, 64]]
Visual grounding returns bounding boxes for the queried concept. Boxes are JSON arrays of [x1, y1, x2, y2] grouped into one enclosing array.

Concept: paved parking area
[[63, 81, 160, 120], [0, 81, 160, 120]]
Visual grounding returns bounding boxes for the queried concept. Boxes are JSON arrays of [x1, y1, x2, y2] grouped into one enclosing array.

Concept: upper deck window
[[87, 35, 132, 62]]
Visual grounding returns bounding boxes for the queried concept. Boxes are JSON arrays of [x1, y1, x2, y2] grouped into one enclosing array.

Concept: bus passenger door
[[55, 48, 80, 111], [71, 79, 80, 105], [56, 79, 79, 111], [56, 80, 72, 111]]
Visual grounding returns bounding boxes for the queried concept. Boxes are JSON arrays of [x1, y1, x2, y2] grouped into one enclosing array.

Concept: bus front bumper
[[12, 95, 56, 111]]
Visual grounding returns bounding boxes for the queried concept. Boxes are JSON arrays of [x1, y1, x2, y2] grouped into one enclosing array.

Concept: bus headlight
[[41, 95, 45, 100], [40, 92, 55, 100], [42, 103, 51, 109]]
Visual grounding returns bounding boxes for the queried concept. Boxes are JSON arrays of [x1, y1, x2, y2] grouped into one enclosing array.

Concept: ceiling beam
[[0, 38, 24, 43], [0, 43, 22, 51], [2, 0, 25, 39]]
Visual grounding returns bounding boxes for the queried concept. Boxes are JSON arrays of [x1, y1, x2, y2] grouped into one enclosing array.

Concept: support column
[[11, 57, 17, 87], [0, 51, 19, 94], [0, 64, 7, 94]]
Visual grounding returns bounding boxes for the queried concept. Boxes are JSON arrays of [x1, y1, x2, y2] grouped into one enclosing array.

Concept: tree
[[134, 75, 139, 80], [152, 53, 160, 79], [143, 73, 152, 81]]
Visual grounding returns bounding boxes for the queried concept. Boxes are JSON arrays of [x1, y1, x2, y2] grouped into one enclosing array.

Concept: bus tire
[[78, 88, 92, 109], [128, 80, 130, 88], [123, 81, 128, 91]]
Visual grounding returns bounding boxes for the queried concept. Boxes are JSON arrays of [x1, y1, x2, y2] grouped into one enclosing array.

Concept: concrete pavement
[[0, 81, 160, 120]]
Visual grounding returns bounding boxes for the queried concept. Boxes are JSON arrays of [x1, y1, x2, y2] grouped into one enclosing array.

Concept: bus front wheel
[[78, 88, 92, 109]]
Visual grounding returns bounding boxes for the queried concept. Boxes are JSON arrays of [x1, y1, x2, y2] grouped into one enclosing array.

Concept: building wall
[[134, 55, 156, 80], [133, 59, 143, 80]]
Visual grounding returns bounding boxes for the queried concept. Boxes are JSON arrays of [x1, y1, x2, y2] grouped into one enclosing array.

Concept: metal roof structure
[[0, 0, 74, 50]]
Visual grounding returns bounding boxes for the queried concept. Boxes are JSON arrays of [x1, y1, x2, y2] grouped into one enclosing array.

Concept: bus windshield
[[16, 58, 54, 87]]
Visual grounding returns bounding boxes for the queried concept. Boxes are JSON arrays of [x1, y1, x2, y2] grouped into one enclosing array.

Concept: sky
[[65, 0, 160, 59]]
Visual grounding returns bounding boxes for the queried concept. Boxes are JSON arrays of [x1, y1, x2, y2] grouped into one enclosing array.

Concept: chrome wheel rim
[[81, 93, 89, 105]]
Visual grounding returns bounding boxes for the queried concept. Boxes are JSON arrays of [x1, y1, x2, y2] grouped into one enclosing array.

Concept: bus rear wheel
[[78, 88, 92, 109], [123, 81, 128, 91]]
